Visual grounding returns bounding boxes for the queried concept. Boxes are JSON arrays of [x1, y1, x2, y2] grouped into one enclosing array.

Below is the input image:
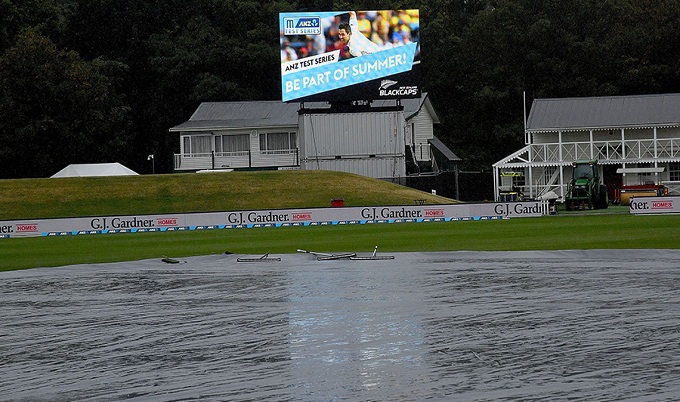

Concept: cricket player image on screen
[[338, 11, 381, 57]]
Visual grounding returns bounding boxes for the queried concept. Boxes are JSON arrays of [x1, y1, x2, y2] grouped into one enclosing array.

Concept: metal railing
[[529, 138, 680, 164], [174, 149, 299, 171]]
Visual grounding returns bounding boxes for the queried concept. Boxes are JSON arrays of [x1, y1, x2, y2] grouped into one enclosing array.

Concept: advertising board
[[628, 196, 680, 214], [279, 10, 421, 102], [0, 202, 548, 239]]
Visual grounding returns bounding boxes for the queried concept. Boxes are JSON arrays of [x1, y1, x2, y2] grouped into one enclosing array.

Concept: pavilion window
[[215, 134, 249, 154], [260, 132, 297, 153], [669, 162, 680, 181], [185, 135, 211, 155]]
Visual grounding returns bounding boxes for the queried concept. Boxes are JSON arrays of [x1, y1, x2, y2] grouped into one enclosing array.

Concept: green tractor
[[565, 160, 609, 211]]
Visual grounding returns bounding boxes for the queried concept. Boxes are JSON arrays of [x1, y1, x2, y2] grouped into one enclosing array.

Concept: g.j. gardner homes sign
[[0, 201, 548, 238]]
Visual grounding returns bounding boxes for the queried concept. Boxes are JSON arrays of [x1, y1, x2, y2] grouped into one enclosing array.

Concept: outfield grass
[[2, 213, 678, 271]]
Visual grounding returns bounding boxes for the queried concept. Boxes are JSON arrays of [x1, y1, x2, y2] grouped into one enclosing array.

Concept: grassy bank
[[0, 170, 453, 220]]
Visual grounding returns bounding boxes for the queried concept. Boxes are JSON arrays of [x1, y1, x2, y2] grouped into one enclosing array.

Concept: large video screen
[[279, 10, 421, 103]]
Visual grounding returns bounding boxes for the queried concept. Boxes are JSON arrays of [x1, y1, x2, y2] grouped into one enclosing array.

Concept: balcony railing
[[529, 138, 680, 164], [174, 149, 299, 171]]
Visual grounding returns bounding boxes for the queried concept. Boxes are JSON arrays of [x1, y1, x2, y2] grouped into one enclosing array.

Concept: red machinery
[[614, 184, 668, 205]]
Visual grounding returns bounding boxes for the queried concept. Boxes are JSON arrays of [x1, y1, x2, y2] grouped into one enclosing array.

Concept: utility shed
[[493, 93, 680, 201], [299, 104, 405, 179]]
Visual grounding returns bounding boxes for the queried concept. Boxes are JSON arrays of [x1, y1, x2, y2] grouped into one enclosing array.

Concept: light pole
[[147, 154, 155, 174]]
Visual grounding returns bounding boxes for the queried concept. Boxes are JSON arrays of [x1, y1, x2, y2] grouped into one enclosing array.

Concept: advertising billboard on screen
[[279, 10, 421, 103]]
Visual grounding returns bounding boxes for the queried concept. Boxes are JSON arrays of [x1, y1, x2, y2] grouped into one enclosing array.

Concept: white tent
[[51, 163, 139, 178]]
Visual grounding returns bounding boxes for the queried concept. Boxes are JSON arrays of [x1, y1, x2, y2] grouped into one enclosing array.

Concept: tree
[[0, 30, 131, 178], [0, 0, 65, 53]]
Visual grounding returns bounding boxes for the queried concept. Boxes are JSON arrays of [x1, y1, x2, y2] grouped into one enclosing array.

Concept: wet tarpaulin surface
[[2, 250, 680, 401]]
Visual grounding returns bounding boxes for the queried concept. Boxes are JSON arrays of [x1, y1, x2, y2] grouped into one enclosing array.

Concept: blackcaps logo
[[380, 79, 398, 90], [379, 79, 418, 97]]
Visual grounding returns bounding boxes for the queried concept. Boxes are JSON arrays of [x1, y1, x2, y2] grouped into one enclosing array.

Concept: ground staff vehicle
[[565, 160, 608, 210]]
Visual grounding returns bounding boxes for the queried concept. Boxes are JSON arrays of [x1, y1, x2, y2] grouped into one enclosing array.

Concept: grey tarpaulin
[[2, 250, 679, 400]]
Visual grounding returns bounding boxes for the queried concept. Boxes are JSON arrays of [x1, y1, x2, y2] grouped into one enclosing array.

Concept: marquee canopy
[[51, 163, 139, 178]]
